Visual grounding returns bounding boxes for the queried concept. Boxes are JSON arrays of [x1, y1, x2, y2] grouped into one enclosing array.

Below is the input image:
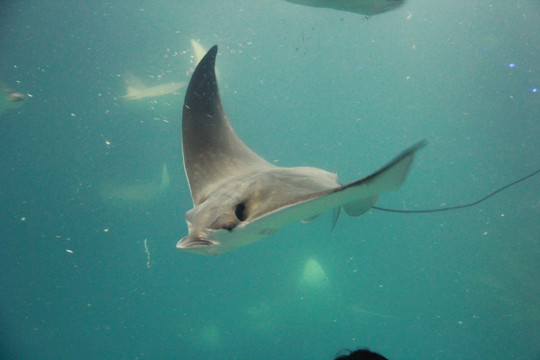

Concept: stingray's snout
[[176, 235, 216, 250]]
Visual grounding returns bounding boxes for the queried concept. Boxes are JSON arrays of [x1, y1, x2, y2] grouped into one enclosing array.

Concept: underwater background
[[1, 0, 539, 359]]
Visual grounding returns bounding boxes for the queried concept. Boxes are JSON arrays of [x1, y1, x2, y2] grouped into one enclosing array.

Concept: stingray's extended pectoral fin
[[342, 140, 426, 195], [236, 141, 426, 236], [337, 141, 426, 213]]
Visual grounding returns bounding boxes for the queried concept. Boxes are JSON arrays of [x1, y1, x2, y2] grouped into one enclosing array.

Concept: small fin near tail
[[343, 196, 379, 217]]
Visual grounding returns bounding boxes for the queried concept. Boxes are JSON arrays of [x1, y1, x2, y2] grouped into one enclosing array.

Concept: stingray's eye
[[234, 203, 247, 222]]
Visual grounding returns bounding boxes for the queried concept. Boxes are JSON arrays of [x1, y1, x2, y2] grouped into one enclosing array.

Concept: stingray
[[177, 46, 424, 255], [285, 0, 405, 16]]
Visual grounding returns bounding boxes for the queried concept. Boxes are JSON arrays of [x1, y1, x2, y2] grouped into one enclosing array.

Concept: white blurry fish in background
[[119, 39, 213, 102], [121, 73, 185, 101], [99, 163, 170, 206], [0, 82, 26, 114]]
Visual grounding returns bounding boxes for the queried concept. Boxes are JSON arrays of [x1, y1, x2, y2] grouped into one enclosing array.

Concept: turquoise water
[[1, 1, 539, 359]]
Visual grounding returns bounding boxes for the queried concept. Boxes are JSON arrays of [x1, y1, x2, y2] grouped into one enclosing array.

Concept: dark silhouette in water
[[373, 168, 540, 214], [334, 348, 388, 360], [285, 0, 405, 16]]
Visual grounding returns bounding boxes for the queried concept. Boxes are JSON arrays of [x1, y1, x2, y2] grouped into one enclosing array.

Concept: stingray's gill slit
[[373, 168, 540, 214]]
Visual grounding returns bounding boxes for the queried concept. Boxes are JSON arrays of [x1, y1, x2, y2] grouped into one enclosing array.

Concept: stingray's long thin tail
[[373, 168, 540, 214]]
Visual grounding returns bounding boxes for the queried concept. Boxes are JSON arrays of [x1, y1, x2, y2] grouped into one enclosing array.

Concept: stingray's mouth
[[176, 236, 217, 249]]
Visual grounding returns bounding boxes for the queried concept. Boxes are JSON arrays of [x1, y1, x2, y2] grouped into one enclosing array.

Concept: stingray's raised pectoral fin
[[182, 45, 275, 206], [229, 141, 426, 238]]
